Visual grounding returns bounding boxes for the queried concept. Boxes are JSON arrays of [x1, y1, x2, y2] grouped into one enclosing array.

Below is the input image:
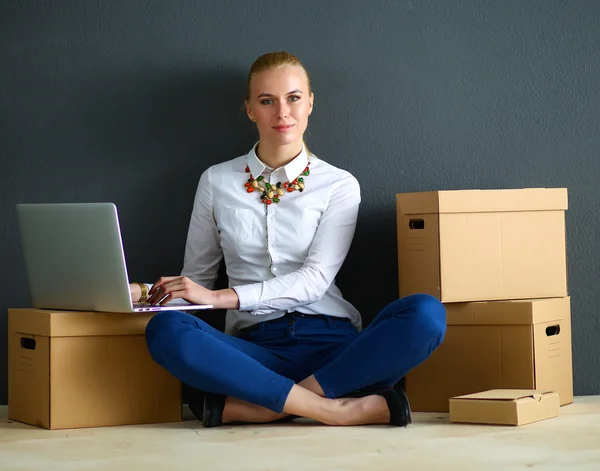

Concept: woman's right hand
[[129, 283, 142, 302]]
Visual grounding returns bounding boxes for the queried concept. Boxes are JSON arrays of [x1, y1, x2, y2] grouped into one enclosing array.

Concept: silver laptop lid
[[16, 203, 134, 312]]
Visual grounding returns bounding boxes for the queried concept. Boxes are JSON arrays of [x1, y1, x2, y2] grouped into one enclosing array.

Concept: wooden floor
[[1, 396, 599, 470]]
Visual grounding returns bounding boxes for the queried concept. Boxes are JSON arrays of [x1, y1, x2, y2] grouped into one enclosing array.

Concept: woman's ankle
[[322, 396, 389, 426], [315, 398, 355, 426], [222, 397, 287, 424]]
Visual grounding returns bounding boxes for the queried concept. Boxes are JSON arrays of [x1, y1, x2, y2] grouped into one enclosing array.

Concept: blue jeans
[[145, 294, 446, 413]]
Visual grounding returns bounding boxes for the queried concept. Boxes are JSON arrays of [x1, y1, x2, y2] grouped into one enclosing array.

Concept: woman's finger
[[158, 289, 188, 306], [148, 281, 186, 304], [148, 276, 182, 296]]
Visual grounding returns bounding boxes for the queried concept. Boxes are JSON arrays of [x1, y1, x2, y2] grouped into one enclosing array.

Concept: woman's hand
[[147, 276, 240, 310], [147, 276, 212, 305]]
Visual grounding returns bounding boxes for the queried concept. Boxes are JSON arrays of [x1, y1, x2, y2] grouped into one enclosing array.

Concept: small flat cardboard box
[[396, 188, 568, 302], [406, 297, 573, 412], [8, 308, 182, 429], [449, 389, 560, 426]]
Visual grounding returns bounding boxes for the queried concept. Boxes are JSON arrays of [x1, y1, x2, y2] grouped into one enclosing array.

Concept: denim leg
[[313, 294, 446, 398], [145, 310, 295, 412]]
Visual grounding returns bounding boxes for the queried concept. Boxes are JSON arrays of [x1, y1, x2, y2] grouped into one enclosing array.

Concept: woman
[[133, 51, 446, 428]]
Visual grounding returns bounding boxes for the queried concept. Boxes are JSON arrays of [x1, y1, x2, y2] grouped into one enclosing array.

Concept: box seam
[[437, 213, 442, 298], [48, 336, 52, 429]]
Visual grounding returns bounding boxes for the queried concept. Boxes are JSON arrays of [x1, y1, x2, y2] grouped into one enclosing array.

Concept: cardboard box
[[406, 297, 573, 412], [396, 188, 568, 302], [8, 308, 182, 429], [449, 390, 560, 426]]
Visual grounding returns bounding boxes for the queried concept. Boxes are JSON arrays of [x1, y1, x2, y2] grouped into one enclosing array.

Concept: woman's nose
[[276, 101, 290, 118]]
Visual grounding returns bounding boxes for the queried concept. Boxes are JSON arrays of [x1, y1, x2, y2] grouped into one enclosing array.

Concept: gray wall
[[1, 0, 599, 405]]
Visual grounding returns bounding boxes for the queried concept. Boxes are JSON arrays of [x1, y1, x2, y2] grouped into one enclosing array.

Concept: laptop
[[16, 202, 213, 313]]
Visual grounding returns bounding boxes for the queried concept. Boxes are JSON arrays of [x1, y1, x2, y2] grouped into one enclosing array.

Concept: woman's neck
[[256, 140, 304, 169]]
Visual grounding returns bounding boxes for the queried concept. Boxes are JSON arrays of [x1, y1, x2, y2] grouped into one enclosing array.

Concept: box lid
[[452, 389, 554, 401], [8, 308, 154, 337], [446, 297, 569, 326], [396, 188, 568, 215]]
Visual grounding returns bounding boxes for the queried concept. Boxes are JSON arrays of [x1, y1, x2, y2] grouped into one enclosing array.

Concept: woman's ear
[[245, 101, 255, 122], [308, 92, 314, 115]]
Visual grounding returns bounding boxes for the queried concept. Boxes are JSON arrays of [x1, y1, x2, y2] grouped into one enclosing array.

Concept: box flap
[[396, 188, 568, 215], [446, 297, 569, 326], [452, 389, 555, 401]]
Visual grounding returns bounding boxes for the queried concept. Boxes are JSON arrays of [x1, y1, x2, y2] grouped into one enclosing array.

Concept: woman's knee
[[146, 311, 171, 344], [382, 293, 446, 343], [145, 310, 194, 358], [406, 294, 447, 341]]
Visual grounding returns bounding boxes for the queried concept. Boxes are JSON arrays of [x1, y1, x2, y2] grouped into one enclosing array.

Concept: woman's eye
[[288, 95, 300, 102], [260, 99, 273, 105]]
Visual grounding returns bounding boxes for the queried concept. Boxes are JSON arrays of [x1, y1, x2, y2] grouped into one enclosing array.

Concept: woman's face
[[246, 66, 314, 148]]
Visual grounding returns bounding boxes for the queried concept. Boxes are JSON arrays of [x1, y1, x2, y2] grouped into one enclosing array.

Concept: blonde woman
[[136, 51, 446, 428]]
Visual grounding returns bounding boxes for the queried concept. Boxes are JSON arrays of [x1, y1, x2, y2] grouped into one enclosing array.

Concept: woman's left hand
[[147, 276, 215, 306]]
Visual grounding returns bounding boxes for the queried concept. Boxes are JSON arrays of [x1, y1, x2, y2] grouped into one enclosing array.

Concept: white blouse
[[180, 143, 362, 335]]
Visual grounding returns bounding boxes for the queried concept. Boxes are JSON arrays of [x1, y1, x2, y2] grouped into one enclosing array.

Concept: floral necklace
[[244, 162, 311, 205]]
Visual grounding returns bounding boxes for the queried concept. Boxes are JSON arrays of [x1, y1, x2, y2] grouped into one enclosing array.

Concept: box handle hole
[[20, 337, 36, 350], [546, 325, 560, 337], [409, 219, 425, 230]]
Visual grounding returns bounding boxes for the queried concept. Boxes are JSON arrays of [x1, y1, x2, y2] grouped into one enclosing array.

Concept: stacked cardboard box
[[395, 188, 573, 412]]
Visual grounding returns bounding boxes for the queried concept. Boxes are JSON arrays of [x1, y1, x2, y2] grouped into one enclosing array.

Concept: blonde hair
[[245, 51, 312, 101], [244, 51, 313, 155]]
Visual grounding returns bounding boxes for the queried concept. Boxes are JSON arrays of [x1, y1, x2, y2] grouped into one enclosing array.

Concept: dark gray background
[[1, 0, 599, 405]]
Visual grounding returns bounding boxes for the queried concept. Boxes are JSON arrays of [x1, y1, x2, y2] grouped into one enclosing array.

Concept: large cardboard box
[[396, 188, 568, 302], [406, 297, 573, 412], [449, 390, 560, 426], [8, 308, 182, 429]]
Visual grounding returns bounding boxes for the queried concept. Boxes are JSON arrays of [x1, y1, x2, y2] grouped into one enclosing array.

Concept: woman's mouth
[[273, 124, 294, 133]]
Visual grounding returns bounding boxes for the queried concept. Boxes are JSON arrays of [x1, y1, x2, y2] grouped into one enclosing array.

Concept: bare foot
[[220, 395, 390, 426], [221, 397, 290, 424], [282, 384, 393, 426]]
